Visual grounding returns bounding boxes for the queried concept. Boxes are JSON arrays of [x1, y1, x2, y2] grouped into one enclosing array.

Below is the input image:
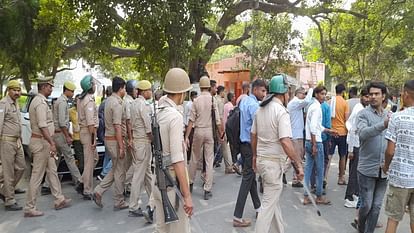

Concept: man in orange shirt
[[327, 84, 350, 186]]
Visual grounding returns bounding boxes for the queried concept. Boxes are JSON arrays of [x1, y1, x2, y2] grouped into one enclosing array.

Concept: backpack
[[225, 105, 241, 157]]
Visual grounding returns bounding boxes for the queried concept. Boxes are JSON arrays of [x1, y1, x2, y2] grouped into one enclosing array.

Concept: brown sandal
[[316, 197, 332, 205], [303, 196, 312, 205]]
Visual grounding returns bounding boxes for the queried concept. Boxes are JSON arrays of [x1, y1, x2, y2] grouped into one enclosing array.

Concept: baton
[[303, 183, 322, 216], [291, 162, 321, 217]]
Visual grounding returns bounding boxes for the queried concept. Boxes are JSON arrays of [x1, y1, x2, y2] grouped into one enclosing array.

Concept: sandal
[[316, 197, 332, 205], [303, 196, 312, 205]]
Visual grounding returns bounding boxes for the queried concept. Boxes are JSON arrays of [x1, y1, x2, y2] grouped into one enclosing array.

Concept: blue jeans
[[357, 172, 387, 233], [304, 141, 324, 197], [101, 145, 112, 176]]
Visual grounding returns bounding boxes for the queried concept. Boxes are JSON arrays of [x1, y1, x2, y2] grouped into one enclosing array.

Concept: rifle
[[151, 91, 179, 224], [211, 96, 218, 142]]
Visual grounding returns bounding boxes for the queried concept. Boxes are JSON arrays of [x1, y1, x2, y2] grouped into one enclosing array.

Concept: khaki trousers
[[189, 127, 214, 191], [53, 133, 81, 183], [24, 138, 65, 211], [124, 137, 133, 190], [255, 157, 284, 233], [153, 186, 190, 233], [0, 140, 25, 206], [129, 140, 152, 211], [80, 128, 98, 195], [221, 136, 232, 170], [94, 139, 126, 206]]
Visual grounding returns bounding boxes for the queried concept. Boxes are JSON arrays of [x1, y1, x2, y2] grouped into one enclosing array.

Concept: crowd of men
[[0, 69, 413, 233]]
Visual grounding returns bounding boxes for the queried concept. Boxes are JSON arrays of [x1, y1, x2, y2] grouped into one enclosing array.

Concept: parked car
[[20, 93, 105, 179]]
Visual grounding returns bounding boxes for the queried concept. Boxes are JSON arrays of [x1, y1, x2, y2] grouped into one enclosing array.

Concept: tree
[[302, 0, 414, 88], [1, 0, 366, 86]]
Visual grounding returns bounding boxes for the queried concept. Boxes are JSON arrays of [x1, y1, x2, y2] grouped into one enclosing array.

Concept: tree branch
[[110, 46, 139, 58], [221, 26, 252, 47]]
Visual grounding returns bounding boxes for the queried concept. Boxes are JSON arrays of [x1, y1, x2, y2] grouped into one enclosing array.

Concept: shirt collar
[[38, 93, 47, 100], [112, 93, 123, 102], [6, 95, 16, 105], [160, 96, 178, 109], [368, 105, 385, 116], [61, 94, 68, 101], [249, 94, 258, 102]]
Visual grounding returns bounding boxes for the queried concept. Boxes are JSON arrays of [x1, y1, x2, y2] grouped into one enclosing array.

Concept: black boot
[[142, 206, 154, 223]]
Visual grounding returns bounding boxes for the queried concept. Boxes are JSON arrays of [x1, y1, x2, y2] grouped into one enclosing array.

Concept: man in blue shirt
[[233, 79, 266, 227]]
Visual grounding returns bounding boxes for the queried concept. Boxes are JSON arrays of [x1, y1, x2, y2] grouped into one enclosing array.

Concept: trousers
[[24, 138, 64, 211], [189, 127, 214, 191], [94, 139, 126, 206], [255, 157, 284, 233], [0, 139, 25, 206], [233, 143, 261, 218], [80, 128, 98, 195]]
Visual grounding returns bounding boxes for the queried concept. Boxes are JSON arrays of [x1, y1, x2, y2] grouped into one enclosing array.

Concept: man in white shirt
[[303, 86, 336, 205], [287, 86, 313, 187], [344, 87, 370, 208]]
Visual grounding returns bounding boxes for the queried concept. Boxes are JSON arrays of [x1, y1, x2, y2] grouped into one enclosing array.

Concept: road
[[0, 156, 410, 233]]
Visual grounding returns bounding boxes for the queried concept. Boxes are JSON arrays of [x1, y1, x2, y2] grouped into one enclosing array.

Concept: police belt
[[0, 135, 20, 142], [257, 156, 286, 162]]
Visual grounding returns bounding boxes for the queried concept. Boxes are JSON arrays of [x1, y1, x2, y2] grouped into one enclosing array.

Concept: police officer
[[0, 80, 26, 211], [185, 76, 222, 200], [128, 80, 153, 217], [77, 75, 98, 199], [123, 80, 136, 196], [252, 75, 304, 232], [53, 81, 82, 189], [154, 68, 193, 232], [93, 76, 128, 209], [24, 76, 71, 217]]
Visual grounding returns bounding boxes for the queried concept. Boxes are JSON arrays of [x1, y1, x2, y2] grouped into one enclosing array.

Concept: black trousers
[[345, 147, 359, 200], [233, 143, 261, 218]]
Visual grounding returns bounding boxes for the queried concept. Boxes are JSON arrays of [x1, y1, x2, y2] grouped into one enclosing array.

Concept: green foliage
[[302, 0, 414, 88]]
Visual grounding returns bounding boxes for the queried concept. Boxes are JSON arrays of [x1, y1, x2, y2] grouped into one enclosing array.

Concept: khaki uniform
[[0, 95, 25, 206], [24, 94, 65, 211], [252, 98, 292, 233], [94, 94, 126, 206], [129, 95, 153, 212], [215, 95, 232, 171], [122, 94, 134, 189], [53, 94, 81, 183], [188, 92, 220, 192], [154, 97, 190, 233], [77, 93, 98, 195]]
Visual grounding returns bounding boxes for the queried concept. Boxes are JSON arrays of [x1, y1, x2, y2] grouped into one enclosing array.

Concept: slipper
[[303, 197, 312, 205], [337, 181, 347, 185], [92, 192, 103, 208], [316, 198, 332, 205]]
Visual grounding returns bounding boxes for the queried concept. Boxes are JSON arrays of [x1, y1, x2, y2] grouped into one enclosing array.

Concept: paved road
[[0, 156, 410, 233]]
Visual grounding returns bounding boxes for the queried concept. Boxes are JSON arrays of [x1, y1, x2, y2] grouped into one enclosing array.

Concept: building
[[206, 54, 325, 98]]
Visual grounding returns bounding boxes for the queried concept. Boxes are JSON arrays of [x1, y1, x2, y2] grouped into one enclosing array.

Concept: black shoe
[[189, 183, 193, 193], [292, 182, 304, 188], [204, 191, 212, 200], [142, 206, 154, 224], [41, 187, 51, 196], [75, 183, 84, 195], [123, 190, 131, 198], [282, 173, 287, 185], [5, 203, 23, 211], [0, 193, 5, 202], [214, 162, 221, 168], [14, 188, 26, 194], [129, 208, 144, 217], [323, 180, 327, 189]]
